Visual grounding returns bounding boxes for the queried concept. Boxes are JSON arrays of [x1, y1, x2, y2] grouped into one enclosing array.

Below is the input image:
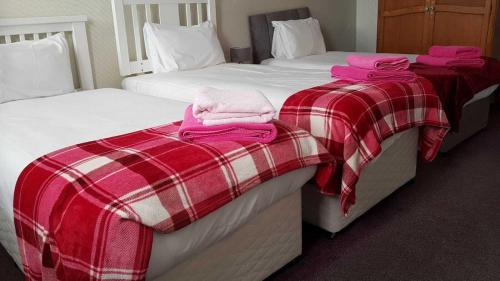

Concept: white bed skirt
[[302, 128, 419, 234], [151, 189, 302, 281]]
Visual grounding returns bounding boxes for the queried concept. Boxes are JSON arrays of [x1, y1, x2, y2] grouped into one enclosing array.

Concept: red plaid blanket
[[280, 78, 450, 214], [14, 120, 332, 281]]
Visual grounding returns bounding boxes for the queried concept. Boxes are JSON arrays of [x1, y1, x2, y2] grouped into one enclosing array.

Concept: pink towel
[[179, 105, 278, 143], [193, 87, 276, 126], [346, 55, 410, 71], [428, 46, 482, 59], [416, 55, 485, 68], [331, 65, 417, 82]]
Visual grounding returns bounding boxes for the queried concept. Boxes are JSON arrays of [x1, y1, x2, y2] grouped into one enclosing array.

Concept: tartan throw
[[280, 78, 450, 214], [14, 120, 332, 281]]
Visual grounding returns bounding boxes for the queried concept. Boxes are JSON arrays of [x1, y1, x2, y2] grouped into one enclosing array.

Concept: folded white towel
[[193, 87, 276, 126]]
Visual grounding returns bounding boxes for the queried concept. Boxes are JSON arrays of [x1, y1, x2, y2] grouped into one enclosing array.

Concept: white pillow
[[0, 33, 75, 104], [271, 17, 326, 59], [143, 21, 225, 73]]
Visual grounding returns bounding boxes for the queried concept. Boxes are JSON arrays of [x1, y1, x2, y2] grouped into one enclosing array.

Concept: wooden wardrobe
[[377, 0, 498, 55]]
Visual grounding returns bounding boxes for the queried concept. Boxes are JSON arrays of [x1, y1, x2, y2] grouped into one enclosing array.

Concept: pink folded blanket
[[428, 46, 482, 59], [331, 65, 417, 82], [346, 55, 410, 71], [179, 105, 278, 143], [416, 55, 485, 68], [193, 87, 276, 126]]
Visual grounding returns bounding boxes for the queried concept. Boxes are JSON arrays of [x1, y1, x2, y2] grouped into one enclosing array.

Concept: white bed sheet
[[261, 51, 418, 70], [122, 63, 332, 111], [0, 89, 315, 279]]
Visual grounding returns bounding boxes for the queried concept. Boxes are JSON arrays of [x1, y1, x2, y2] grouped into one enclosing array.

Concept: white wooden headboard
[[111, 0, 216, 76], [0, 16, 95, 90]]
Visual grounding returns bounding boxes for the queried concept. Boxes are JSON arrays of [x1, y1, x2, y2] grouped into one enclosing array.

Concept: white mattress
[[0, 89, 316, 280], [262, 51, 498, 104], [122, 63, 332, 111], [464, 84, 499, 105], [261, 51, 418, 70]]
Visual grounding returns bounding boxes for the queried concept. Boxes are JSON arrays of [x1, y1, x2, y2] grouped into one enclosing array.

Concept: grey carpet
[[1, 104, 499, 281], [268, 103, 500, 281]]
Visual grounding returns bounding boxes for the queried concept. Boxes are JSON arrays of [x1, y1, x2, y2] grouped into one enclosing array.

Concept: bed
[[0, 15, 319, 281], [111, 0, 423, 235], [249, 7, 499, 152]]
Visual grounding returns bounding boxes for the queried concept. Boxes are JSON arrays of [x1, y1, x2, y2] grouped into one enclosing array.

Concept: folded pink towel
[[193, 87, 276, 126], [346, 55, 410, 71], [416, 55, 485, 68], [331, 65, 417, 82], [428, 46, 482, 59], [179, 105, 278, 143]]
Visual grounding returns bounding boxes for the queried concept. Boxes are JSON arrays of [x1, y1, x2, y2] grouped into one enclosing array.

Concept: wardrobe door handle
[[429, 5, 435, 14]]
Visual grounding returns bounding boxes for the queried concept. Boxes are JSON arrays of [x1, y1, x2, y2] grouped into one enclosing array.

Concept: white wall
[[355, 0, 378, 52], [218, 0, 356, 55], [0, 0, 357, 88]]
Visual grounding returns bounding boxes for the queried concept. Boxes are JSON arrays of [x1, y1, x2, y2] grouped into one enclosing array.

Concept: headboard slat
[[131, 4, 144, 62], [145, 4, 153, 22], [197, 3, 203, 24], [249, 7, 311, 64], [186, 4, 192, 26]]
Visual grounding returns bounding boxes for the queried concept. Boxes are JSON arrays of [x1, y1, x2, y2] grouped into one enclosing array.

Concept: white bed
[[0, 90, 314, 280], [0, 15, 315, 281], [261, 51, 498, 152], [111, 0, 420, 236]]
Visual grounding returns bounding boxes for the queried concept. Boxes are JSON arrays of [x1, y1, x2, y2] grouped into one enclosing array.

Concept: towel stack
[[179, 87, 278, 143], [416, 46, 485, 68], [330, 55, 417, 82]]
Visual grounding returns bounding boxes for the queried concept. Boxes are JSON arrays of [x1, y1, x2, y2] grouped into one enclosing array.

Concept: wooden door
[[428, 0, 498, 56], [377, 0, 432, 54]]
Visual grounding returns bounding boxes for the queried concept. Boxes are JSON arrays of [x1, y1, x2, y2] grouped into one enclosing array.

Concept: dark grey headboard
[[249, 7, 311, 64]]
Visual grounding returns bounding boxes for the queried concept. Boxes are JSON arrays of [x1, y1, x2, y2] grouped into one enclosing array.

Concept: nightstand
[[230, 47, 252, 64]]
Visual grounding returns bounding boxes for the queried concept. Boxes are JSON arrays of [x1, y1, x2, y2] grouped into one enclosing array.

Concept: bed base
[[151, 190, 302, 281], [302, 128, 419, 234], [440, 96, 491, 152]]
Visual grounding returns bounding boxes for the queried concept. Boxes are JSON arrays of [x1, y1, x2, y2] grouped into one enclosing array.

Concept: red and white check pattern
[[280, 78, 450, 214], [14, 120, 332, 281]]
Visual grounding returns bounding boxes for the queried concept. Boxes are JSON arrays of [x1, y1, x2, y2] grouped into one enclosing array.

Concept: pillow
[[271, 17, 326, 59], [0, 33, 75, 104], [143, 21, 225, 73]]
